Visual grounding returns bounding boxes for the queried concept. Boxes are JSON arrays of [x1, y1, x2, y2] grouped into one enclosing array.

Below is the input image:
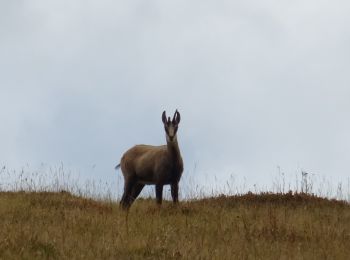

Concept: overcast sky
[[1, 1, 349, 197]]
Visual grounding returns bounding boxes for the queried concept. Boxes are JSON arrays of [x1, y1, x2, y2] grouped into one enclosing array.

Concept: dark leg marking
[[171, 182, 179, 204], [155, 184, 163, 205], [128, 183, 145, 206], [120, 179, 135, 210]]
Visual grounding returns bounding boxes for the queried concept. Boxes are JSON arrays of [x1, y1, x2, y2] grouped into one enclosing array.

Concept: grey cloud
[[1, 0, 350, 196]]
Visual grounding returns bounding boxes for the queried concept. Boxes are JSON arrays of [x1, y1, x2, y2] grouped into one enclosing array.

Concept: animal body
[[116, 110, 183, 210]]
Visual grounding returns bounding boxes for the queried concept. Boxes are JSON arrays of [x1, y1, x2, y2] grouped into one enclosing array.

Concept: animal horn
[[162, 111, 167, 124], [173, 109, 180, 124]]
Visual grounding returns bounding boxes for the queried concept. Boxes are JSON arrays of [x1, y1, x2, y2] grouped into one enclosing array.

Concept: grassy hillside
[[0, 191, 349, 259]]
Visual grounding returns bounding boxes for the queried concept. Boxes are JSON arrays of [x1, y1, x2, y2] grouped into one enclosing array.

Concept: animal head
[[162, 110, 181, 142]]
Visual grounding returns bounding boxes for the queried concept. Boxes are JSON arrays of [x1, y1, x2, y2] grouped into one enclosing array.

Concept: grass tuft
[[0, 191, 349, 259]]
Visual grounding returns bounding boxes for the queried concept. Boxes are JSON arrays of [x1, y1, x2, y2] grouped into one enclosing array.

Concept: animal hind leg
[[120, 179, 135, 210], [128, 183, 145, 206]]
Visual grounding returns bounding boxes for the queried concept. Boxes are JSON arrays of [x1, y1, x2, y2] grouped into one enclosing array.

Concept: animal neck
[[166, 138, 181, 162]]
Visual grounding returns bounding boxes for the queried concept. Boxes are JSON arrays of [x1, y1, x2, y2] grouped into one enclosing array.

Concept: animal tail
[[115, 163, 121, 170]]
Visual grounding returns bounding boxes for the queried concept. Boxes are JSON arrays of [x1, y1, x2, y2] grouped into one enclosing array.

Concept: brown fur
[[117, 110, 183, 210]]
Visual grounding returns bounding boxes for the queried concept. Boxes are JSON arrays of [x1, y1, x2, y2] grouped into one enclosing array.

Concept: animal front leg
[[171, 182, 179, 204], [155, 184, 163, 205]]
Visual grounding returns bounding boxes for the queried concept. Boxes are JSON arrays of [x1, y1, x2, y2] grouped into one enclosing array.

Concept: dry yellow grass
[[0, 191, 349, 259]]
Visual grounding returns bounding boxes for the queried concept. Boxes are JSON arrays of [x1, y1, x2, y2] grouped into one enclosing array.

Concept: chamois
[[115, 110, 184, 210]]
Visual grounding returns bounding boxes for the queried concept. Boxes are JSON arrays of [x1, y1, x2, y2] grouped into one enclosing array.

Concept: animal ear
[[173, 110, 181, 124], [162, 111, 167, 124]]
